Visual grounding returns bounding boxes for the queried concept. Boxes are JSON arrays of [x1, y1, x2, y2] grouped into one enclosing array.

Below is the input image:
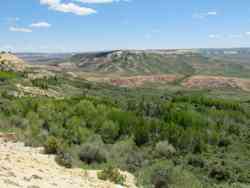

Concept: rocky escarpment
[[0, 53, 26, 72], [0, 133, 137, 188]]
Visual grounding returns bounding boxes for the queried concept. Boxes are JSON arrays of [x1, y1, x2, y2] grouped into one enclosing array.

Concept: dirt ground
[[0, 134, 137, 188]]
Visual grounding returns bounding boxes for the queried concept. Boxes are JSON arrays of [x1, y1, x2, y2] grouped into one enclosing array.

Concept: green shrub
[[138, 161, 203, 188], [125, 150, 145, 172], [136, 161, 173, 187], [151, 167, 171, 188], [44, 136, 60, 154], [191, 136, 207, 154], [98, 166, 125, 185], [155, 140, 176, 159], [218, 136, 232, 147], [109, 138, 136, 169], [99, 120, 119, 144], [134, 120, 150, 146], [209, 164, 232, 181], [79, 143, 107, 164], [187, 155, 205, 168], [55, 151, 73, 168], [10, 116, 29, 129], [0, 71, 17, 81], [31, 78, 48, 90]]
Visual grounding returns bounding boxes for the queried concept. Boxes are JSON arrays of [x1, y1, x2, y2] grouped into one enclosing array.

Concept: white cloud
[[52, 3, 96, 15], [40, 0, 96, 16], [245, 32, 250, 36], [30, 22, 51, 28], [40, 0, 60, 5], [75, 0, 130, 3], [193, 11, 217, 19], [9, 26, 32, 33]]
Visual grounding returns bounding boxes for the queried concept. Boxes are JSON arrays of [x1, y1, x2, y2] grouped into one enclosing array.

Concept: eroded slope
[[0, 135, 137, 188]]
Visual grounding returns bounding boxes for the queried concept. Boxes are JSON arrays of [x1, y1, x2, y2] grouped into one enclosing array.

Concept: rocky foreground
[[0, 134, 137, 188]]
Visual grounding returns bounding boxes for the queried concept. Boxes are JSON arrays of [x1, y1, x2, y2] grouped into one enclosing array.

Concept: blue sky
[[1, 0, 250, 52]]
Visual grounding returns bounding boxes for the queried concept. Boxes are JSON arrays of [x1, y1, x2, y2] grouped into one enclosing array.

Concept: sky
[[1, 0, 250, 52]]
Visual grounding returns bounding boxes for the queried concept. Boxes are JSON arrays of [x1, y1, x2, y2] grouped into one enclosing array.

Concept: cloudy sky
[[1, 0, 250, 52]]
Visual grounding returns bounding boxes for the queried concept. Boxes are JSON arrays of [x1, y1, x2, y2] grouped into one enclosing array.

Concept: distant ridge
[[53, 49, 250, 78]]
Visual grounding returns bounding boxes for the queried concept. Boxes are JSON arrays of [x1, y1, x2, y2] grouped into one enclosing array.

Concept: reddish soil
[[182, 75, 250, 91], [109, 75, 179, 87]]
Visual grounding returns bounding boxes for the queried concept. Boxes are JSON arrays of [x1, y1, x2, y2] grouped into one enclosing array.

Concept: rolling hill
[[13, 49, 250, 90], [59, 49, 250, 78]]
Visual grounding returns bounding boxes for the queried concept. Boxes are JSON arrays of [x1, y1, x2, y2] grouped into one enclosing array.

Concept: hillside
[[0, 49, 250, 188], [1, 91, 250, 188], [13, 49, 250, 91], [63, 50, 250, 78]]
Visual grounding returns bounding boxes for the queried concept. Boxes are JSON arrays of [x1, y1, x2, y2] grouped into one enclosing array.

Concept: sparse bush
[[187, 155, 205, 168], [209, 164, 232, 181], [126, 150, 145, 172], [155, 140, 176, 159], [44, 136, 60, 154], [98, 166, 125, 185], [109, 138, 136, 169], [55, 151, 73, 168], [79, 143, 107, 164], [10, 116, 29, 129], [191, 136, 207, 154], [218, 136, 232, 147], [151, 167, 171, 188]]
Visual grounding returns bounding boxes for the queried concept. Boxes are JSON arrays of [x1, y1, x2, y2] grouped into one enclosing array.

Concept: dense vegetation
[[0, 71, 17, 82], [0, 87, 249, 188], [1, 51, 250, 187]]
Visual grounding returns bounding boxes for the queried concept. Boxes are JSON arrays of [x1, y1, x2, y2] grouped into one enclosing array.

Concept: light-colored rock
[[0, 53, 26, 72], [0, 135, 137, 188]]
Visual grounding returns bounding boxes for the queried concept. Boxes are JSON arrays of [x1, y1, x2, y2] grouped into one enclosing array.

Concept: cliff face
[[0, 53, 26, 72], [0, 134, 137, 188]]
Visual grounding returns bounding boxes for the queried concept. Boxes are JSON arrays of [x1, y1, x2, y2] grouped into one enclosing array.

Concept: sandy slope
[[0, 53, 26, 71], [0, 136, 137, 188]]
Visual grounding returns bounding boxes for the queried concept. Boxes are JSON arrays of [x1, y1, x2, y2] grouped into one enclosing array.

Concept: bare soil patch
[[182, 75, 250, 91]]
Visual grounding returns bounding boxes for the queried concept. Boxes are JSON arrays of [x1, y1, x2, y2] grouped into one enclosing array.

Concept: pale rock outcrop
[[0, 134, 137, 188], [0, 53, 26, 72]]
